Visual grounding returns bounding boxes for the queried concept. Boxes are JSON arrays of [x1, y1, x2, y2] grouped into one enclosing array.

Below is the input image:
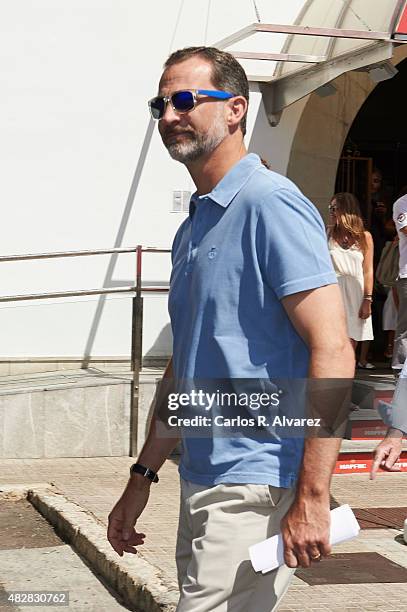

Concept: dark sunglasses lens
[[172, 91, 195, 112], [150, 97, 165, 119]]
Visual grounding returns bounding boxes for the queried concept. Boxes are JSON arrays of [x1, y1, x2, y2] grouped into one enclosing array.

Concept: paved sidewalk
[[0, 498, 132, 611], [1, 458, 407, 611]]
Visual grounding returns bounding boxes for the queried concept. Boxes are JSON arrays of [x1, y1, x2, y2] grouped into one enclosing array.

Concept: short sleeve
[[394, 196, 407, 230], [256, 188, 337, 300]]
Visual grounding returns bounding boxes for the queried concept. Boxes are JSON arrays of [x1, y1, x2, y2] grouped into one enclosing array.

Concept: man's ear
[[226, 96, 248, 130]]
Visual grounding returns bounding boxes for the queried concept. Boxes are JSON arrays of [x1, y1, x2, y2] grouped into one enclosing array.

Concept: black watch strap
[[130, 463, 159, 483]]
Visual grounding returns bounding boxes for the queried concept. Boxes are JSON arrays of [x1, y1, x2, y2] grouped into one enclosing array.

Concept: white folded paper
[[249, 504, 360, 574]]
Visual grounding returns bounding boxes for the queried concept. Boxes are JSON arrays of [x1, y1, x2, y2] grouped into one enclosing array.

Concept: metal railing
[[0, 245, 171, 456]]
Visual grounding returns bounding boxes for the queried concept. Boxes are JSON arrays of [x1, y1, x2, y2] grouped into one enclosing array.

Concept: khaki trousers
[[175, 478, 296, 612]]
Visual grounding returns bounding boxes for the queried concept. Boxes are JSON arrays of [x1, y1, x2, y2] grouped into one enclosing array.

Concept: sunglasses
[[148, 89, 234, 120]]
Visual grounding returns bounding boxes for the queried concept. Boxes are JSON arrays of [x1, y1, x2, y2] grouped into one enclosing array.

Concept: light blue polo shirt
[[168, 153, 337, 487]]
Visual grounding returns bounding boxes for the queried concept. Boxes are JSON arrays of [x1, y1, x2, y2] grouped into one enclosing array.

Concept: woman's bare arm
[[359, 232, 374, 319]]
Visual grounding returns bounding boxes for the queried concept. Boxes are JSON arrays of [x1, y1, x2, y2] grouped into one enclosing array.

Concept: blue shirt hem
[[178, 464, 297, 489]]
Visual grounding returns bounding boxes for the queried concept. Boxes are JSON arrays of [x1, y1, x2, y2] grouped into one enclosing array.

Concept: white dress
[[328, 239, 374, 341]]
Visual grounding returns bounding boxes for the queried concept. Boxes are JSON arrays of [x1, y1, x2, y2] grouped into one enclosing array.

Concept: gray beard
[[166, 121, 228, 164]]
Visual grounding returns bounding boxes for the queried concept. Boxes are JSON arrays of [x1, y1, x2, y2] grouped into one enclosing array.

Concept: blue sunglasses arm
[[196, 89, 234, 99]]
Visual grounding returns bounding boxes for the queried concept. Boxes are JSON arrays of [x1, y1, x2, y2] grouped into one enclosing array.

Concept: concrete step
[[348, 375, 397, 440], [340, 439, 407, 453], [0, 366, 165, 396], [348, 408, 390, 440], [0, 368, 132, 396], [0, 367, 164, 460]]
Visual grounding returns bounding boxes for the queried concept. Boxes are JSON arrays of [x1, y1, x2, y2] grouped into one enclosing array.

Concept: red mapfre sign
[[395, 3, 407, 36], [334, 452, 407, 474]]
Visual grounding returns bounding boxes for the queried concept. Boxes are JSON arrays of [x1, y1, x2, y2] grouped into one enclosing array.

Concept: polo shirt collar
[[189, 153, 262, 216]]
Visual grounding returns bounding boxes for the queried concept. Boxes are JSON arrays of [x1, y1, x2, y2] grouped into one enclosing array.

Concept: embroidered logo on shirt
[[397, 213, 406, 224]]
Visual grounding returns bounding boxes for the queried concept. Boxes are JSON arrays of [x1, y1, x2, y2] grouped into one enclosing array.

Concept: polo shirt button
[[208, 247, 217, 259]]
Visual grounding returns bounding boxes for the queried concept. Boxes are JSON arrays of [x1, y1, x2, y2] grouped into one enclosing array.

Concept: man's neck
[[187, 139, 247, 196]]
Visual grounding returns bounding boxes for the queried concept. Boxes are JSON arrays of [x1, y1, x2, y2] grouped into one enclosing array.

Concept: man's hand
[[281, 496, 331, 568], [370, 429, 403, 479], [107, 358, 178, 557], [107, 475, 150, 557]]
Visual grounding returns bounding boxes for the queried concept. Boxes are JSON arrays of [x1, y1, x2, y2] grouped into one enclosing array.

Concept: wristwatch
[[130, 463, 159, 483]]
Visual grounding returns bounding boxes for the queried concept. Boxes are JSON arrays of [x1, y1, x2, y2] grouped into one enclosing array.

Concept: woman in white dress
[[328, 193, 374, 359]]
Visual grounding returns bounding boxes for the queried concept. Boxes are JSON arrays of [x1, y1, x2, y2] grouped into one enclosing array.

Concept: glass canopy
[[213, 0, 407, 121]]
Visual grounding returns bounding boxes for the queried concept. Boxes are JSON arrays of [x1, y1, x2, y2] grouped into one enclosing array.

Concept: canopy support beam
[[214, 23, 393, 51], [232, 51, 326, 63], [259, 42, 395, 126]]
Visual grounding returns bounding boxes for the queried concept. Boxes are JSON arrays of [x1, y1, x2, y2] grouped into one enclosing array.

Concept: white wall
[[0, 0, 305, 359]]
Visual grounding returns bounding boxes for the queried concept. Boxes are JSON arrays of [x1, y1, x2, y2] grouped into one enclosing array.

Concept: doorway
[[335, 58, 407, 362]]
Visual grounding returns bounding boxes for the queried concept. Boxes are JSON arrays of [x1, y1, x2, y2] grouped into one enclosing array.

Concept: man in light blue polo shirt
[[108, 47, 355, 612], [169, 153, 338, 491]]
